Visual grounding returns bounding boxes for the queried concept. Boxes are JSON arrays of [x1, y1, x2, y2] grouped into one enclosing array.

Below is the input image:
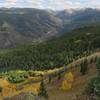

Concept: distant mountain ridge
[[0, 8, 100, 48], [0, 8, 63, 48]]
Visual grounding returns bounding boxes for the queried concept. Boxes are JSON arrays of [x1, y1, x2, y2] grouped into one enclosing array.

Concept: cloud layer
[[0, 0, 100, 10]]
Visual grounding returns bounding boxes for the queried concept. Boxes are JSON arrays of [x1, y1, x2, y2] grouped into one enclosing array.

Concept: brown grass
[[47, 63, 97, 100]]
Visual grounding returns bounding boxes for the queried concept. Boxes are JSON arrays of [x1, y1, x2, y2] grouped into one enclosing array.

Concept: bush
[[28, 71, 35, 77], [86, 58, 100, 97], [8, 74, 25, 83], [61, 72, 74, 91], [86, 78, 96, 94], [86, 77, 100, 97]]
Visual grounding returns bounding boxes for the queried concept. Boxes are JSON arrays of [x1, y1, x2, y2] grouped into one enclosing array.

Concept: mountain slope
[[0, 25, 100, 71], [0, 8, 63, 48], [57, 8, 100, 31], [0, 8, 100, 48]]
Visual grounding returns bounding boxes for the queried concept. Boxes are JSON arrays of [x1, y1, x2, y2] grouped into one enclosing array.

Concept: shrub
[[86, 77, 100, 97], [8, 74, 25, 83], [61, 72, 74, 91]]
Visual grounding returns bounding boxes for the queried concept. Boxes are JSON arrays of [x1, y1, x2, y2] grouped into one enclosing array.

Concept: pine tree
[[48, 75, 52, 84], [96, 58, 100, 75], [80, 59, 88, 75], [38, 80, 48, 99], [58, 73, 61, 80]]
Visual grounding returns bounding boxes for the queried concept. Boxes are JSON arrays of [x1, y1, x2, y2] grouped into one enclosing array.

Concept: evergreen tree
[[94, 56, 97, 63], [90, 58, 94, 63], [80, 59, 88, 75], [38, 80, 48, 99], [96, 58, 100, 75], [48, 75, 52, 84], [58, 73, 61, 80]]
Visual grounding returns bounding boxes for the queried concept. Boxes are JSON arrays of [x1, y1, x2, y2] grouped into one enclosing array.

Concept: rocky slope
[[0, 8, 100, 48], [0, 8, 63, 48]]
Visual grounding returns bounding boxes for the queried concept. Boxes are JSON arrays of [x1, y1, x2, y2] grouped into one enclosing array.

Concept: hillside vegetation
[[0, 25, 100, 72], [1, 53, 99, 100]]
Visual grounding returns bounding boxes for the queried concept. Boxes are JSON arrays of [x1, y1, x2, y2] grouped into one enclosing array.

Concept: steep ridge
[[0, 8, 63, 48], [0, 8, 100, 48]]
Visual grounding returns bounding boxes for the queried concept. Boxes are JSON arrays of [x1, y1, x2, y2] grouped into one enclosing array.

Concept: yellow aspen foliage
[[64, 72, 74, 83], [61, 72, 74, 91], [61, 80, 72, 90], [0, 79, 9, 87]]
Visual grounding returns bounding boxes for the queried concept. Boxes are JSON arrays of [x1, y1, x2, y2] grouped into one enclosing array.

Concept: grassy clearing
[[0, 79, 40, 100]]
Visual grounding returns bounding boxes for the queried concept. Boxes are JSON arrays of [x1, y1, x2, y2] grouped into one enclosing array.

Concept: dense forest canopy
[[0, 25, 100, 72]]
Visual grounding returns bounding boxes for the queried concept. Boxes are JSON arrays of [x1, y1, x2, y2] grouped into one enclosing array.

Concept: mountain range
[[0, 8, 100, 48]]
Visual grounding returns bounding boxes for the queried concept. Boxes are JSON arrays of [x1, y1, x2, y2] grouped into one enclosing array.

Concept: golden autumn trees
[[61, 72, 74, 91]]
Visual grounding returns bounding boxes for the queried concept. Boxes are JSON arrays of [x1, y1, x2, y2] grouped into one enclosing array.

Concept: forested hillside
[[0, 25, 100, 72]]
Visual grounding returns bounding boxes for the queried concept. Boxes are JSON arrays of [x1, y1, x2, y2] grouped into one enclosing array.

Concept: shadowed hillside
[[0, 8, 100, 48]]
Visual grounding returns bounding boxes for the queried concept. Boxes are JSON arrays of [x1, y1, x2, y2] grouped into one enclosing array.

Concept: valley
[[0, 8, 100, 100], [0, 8, 100, 48]]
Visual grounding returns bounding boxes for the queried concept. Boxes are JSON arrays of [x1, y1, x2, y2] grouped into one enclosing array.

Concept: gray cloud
[[0, 0, 100, 10]]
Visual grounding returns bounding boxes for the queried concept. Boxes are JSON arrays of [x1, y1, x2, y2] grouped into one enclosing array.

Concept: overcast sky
[[0, 0, 100, 10]]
